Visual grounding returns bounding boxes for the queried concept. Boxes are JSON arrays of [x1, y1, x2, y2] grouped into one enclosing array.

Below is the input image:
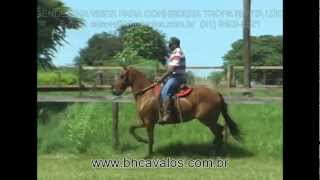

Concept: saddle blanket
[[153, 84, 192, 97]]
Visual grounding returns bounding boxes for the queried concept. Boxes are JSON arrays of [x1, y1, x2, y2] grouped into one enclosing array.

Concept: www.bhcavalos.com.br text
[[91, 157, 229, 168]]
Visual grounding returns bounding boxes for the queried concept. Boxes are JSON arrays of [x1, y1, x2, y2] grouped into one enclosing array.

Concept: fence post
[[95, 70, 104, 86], [78, 63, 83, 96], [232, 68, 236, 87], [112, 102, 119, 150], [99, 71, 104, 85], [227, 65, 234, 88], [263, 71, 267, 85]]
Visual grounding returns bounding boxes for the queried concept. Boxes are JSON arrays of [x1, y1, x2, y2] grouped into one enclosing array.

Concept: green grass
[[38, 102, 282, 180], [38, 154, 282, 180], [38, 71, 78, 85]]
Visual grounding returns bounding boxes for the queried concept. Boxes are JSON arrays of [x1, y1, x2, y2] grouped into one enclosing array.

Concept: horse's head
[[111, 66, 131, 96]]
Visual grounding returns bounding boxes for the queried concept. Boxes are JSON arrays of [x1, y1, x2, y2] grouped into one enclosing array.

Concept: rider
[[156, 37, 186, 123]]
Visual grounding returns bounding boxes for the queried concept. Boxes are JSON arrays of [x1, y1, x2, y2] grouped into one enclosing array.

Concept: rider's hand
[[154, 77, 162, 84]]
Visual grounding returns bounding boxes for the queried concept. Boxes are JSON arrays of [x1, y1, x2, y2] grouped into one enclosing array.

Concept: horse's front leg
[[145, 123, 155, 158], [129, 123, 148, 144]]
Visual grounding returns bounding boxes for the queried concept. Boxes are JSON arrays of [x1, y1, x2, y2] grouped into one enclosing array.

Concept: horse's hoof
[[211, 149, 218, 156], [212, 148, 226, 157]]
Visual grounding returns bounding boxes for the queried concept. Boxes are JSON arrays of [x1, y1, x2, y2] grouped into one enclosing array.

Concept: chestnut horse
[[111, 67, 241, 157]]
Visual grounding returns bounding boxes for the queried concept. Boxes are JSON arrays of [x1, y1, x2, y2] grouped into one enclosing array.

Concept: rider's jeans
[[161, 74, 184, 102]]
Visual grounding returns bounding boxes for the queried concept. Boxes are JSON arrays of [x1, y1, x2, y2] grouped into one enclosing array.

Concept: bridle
[[119, 69, 159, 97]]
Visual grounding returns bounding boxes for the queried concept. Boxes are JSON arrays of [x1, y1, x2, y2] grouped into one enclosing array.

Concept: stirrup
[[158, 112, 171, 123]]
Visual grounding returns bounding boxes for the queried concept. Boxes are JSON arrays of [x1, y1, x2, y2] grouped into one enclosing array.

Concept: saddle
[[176, 84, 193, 97], [153, 83, 193, 124], [152, 83, 193, 98]]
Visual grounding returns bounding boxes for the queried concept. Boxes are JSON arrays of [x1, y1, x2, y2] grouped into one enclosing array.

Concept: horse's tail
[[219, 94, 242, 142]]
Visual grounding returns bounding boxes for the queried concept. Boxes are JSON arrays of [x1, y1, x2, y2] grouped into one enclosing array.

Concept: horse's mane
[[128, 67, 151, 82]]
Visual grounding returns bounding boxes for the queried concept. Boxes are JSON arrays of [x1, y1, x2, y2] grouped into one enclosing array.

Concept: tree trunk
[[243, 0, 251, 88]]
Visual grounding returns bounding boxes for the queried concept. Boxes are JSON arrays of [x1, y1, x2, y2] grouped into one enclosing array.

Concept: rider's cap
[[169, 37, 180, 47]]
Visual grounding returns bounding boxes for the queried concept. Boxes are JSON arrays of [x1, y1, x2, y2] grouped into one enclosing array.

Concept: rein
[[133, 82, 159, 96]]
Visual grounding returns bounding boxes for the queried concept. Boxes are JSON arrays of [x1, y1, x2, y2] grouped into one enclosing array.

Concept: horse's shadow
[[154, 142, 254, 158]]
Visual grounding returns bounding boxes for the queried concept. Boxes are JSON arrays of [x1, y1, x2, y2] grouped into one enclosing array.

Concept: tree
[[37, 0, 84, 69], [223, 35, 282, 84], [117, 23, 142, 40], [73, 56, 81, 65], [78, 32, 123, 66], [185, 71, 195, 85], [208, 71, 225, 86], [119, 23, 168, 64], [76, 23, 167, 67], [111, 48, 143, 66]]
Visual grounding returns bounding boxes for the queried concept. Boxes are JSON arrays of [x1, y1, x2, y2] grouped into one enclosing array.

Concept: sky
[[54, 0, 282, 76]]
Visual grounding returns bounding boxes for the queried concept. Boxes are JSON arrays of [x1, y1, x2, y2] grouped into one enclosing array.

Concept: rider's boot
[[158, 98, 173, 124]]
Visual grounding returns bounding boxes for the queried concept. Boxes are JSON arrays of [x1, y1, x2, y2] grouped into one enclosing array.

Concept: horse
[[111, 66, 241, 157]]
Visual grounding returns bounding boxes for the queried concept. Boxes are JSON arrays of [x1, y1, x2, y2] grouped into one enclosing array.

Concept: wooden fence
[[38, 65, 283, 92], [37, 65, 283, 150], [227, 65, 283, 88]]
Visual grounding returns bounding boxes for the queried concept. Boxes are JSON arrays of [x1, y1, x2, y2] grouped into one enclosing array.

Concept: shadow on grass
[[119, 143, 140, 152], [38, 102, 72, 113], [154, 142, 254, 158]]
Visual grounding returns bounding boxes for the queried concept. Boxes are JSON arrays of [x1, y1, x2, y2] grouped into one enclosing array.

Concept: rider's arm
[[158, 66, 175, 82], [156, 48, 182, 83]]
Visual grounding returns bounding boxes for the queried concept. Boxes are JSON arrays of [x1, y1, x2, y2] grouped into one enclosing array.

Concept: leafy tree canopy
[[223, 35, 282, 67], [77, 23, 168, 66], [77, 32, 123, 66], [223, 35, 282, 84], [37, 0, 84, 69], [119, 23, 168, 64]]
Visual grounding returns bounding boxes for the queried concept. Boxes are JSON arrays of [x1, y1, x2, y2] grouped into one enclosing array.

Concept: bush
[[37, 71, 78, 85], [208, 71, 224, 86]]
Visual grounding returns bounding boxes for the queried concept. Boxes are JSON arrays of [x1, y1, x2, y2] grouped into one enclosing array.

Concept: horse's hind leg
[[209, 124, 225, 156], [211, 124, 224, 148], [199, 115, 224, 156], [129, 124, 148, 144]]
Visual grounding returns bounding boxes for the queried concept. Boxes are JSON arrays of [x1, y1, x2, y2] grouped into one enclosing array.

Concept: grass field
[[37, 102, 282, 180], [38, 154, 281, 180]]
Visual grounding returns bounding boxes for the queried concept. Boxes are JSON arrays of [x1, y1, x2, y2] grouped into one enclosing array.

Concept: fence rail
[[37, 85, 111, 91], [82, 66, 128, 70], [37, 95, 282, 104], [82, 66, 226, 70], [233, 66, 283, 70]]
